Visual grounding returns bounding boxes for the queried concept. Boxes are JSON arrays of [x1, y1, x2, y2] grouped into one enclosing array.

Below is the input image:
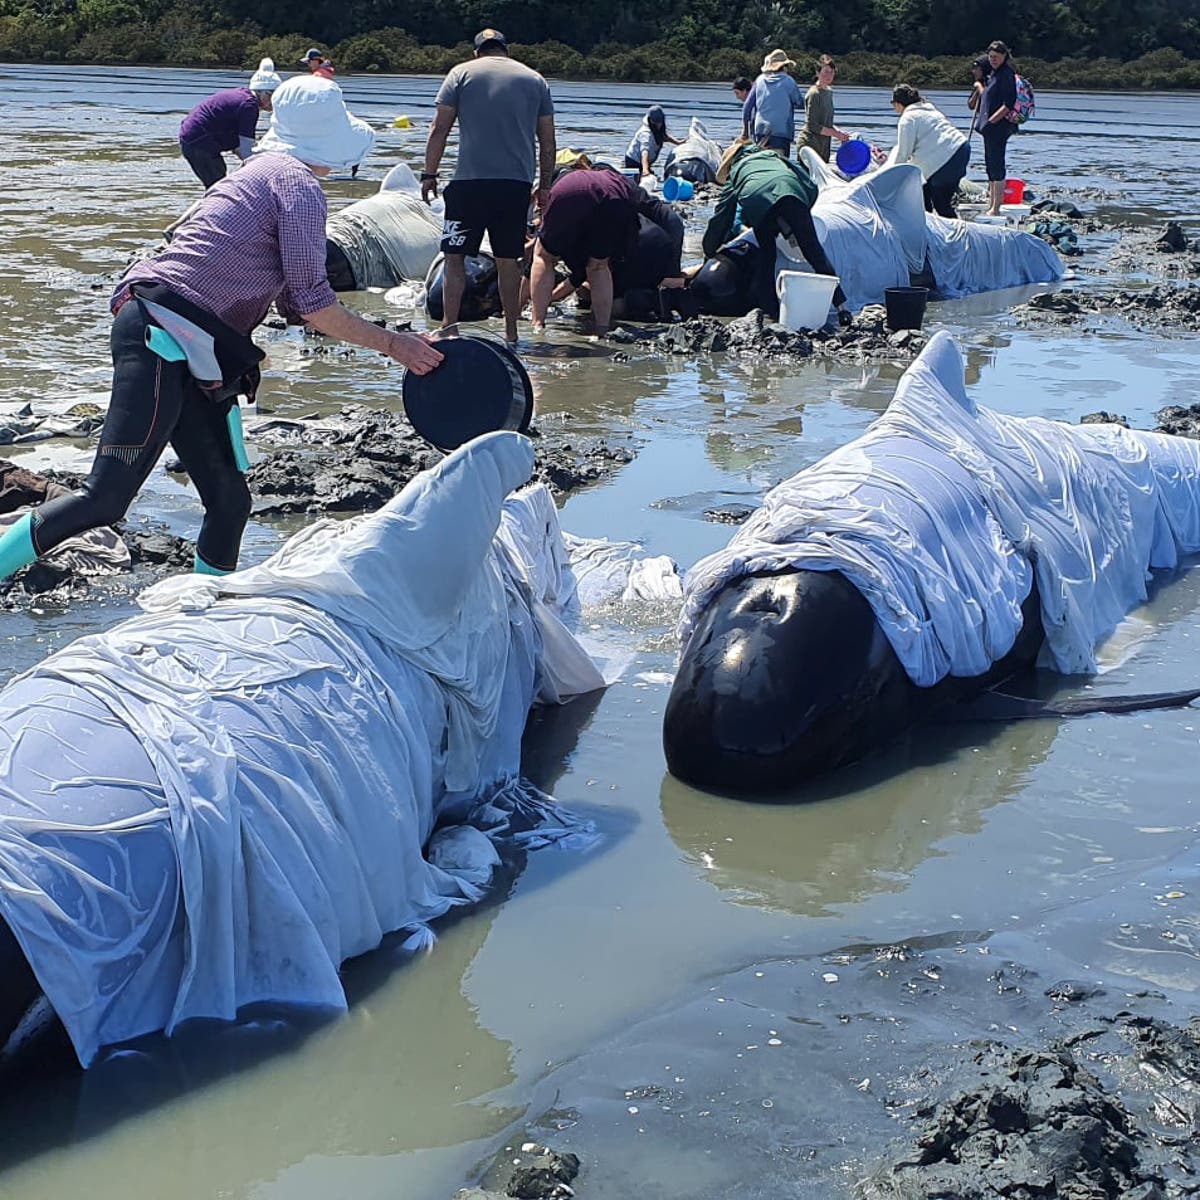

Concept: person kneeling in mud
[[0, 77, 442, 586], [530, 166, 640, 336], [540, 172, 691, 321], [702, 139, 852, 327]]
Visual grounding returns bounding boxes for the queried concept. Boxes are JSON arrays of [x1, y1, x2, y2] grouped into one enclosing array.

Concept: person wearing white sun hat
[[178, 56, 282, 188], [257, 74, 376, 172], [0, 73, 441, 588]]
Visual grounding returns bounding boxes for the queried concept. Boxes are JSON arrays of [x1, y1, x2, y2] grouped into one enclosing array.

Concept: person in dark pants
[[702, 140, 851, 325], [178, 58, 281, 188], [0, 77, 442, 586], [976, 40, 1018, 215], [889, 84, 971, 218]]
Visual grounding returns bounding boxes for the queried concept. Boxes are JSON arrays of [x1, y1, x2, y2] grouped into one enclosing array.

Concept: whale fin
[[939, 686, 1200, 722]]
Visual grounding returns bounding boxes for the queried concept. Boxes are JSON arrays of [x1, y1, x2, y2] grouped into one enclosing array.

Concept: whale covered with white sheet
[[664, 332, 1200, 791], [793, 155, 1064, 309], [0, 433, 614, 1066]]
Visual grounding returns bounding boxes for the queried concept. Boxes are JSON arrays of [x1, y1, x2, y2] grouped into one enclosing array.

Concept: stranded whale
[[0, 433, 611, 1066], [664, 332, 1200, 792]]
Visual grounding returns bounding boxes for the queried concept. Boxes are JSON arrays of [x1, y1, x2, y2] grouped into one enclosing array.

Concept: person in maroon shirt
[[529, 166, 639, 335], [178, 58, 282, 188], [0, 77, 442, 586]]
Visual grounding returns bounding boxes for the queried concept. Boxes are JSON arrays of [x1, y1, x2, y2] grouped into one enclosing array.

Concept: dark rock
[[703, 502, 756, 525], [1046, 980, 1107, 1003], [1027, 290, 1084, 314], [506, 1149, 580, 1199], [621, 307, 922, 362], [1080, 411, 1129, 427], [1155, 403, 1200, 440], [1156, 221, 1190, 253], [863, 1044, 1166, 1199], [246, 405, 634, 515]]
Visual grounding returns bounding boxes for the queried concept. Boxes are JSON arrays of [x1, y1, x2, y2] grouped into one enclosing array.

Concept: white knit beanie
[[249, 57, 282, 93]]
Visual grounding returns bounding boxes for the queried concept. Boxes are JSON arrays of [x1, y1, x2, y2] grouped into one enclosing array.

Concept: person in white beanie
[[178, 58, 282, 188], [0, 72, 441, 588]]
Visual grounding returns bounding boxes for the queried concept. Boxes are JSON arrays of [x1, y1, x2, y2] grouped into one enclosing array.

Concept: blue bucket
[[835, 139, 872, 176], [663, 175, 694, 202]]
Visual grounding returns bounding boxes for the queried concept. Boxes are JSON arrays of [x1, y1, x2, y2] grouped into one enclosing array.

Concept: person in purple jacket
[[179, 58, 282, 188], [0, 76, 442, 586]]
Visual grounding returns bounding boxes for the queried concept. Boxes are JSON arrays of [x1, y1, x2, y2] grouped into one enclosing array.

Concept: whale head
[[663, 568, 919, 794]]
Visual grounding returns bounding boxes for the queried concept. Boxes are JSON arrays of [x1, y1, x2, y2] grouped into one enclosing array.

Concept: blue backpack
[[1009, 74, 1036, 125]]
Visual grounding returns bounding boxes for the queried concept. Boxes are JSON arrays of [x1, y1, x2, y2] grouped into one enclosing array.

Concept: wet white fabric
[[671, 117, 721, 177], [0, 433, 606, 1066], [680, 332, 1200, 684], [806, 164, 924, 310], [326, 187, 442, 288], [923, 212, 1064, 298], [796, 158, 1062, 308]]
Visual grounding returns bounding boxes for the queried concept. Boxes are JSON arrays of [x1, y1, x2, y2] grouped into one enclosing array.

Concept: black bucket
[[884, 286, 929, 331], [402, 332, 533, 452]]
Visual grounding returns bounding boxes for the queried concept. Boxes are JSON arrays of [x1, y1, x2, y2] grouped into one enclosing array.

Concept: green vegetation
[[2, 0, 1199, 87]]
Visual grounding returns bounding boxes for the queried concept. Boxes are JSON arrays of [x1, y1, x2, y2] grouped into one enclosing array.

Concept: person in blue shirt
[[741, 50, 804, 158]]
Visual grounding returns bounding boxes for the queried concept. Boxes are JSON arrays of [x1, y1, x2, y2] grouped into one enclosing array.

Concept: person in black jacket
[[976, 40, 1017, 216]]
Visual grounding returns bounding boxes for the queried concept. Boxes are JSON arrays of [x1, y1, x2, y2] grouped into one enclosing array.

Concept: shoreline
[[3, 48, 1200, 92]]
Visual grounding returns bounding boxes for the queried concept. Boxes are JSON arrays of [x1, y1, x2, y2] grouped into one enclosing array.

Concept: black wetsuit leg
[[767, 196, 848, 308], [168, 388, 251, 573], [31, 300, 249, 571]]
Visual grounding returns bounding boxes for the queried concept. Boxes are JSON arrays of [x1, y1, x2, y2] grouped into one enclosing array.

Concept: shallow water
[[1, 64, 1199, 1199]]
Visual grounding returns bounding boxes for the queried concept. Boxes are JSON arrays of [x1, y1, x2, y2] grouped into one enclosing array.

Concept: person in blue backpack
[[976, 40, 1018, 216]]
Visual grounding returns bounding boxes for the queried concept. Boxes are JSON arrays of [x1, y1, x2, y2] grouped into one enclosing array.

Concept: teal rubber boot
[[0, 514, 37, 582], [193, 553, 233, 576]]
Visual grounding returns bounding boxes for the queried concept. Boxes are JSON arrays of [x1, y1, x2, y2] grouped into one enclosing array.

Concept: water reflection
[[660, 715, 1059, 918]]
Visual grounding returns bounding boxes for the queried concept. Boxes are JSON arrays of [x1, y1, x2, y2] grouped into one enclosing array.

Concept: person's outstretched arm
[[422, 104, 456, 202]]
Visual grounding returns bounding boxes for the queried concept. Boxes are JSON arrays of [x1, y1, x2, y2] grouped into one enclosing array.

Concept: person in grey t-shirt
[[422, 29, 556, 343]]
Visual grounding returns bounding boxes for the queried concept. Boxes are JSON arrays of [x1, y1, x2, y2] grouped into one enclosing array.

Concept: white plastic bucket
[[776, 270, 839, 331]]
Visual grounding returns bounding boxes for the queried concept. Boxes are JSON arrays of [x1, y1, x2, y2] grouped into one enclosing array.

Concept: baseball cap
[[299, 47, 326, 63], [473, 28, 507, 51]]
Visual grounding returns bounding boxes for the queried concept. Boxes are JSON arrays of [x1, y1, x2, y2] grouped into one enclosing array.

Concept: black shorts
[[441, 178, 531, 259], [542, 198, 639, 285]]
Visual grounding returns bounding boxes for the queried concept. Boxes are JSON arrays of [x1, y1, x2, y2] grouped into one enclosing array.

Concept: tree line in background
[[2, 0, 1199, 87]]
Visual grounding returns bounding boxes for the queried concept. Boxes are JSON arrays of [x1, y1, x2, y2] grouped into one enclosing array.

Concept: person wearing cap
[[421, 28, 556, 344], [177, 58, 281, 188], [529, 165, 640, 336], [742, 50, 804, 158], [623, 105, 681, 178], [797, 54, 851, 163], [300, 48, 336, 80], [703, 139, 852, 327], [0, 76, 442, 587]]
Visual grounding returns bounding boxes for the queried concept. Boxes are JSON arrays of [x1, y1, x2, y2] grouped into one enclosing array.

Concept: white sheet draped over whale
[[680, 332, 1200, 686], [0, 434, 609, 1066], [789, 158, 1064, 309]]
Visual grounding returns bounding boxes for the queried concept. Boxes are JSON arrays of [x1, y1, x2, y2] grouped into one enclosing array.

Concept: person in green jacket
[[702, 140, 851, 325]]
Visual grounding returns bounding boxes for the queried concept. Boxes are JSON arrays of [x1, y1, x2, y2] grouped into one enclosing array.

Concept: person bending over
[[530, 166, 640, 336], [422, 28, 556, 344], [623, 105, 680, 178], [703, 140, 851, 326], [0, 77, 441, 586], [178, 58, 281, 188], [889, 84, 970, 218]]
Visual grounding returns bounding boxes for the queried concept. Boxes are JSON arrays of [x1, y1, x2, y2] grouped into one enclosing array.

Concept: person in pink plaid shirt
[[0, 77, 442, 584]]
